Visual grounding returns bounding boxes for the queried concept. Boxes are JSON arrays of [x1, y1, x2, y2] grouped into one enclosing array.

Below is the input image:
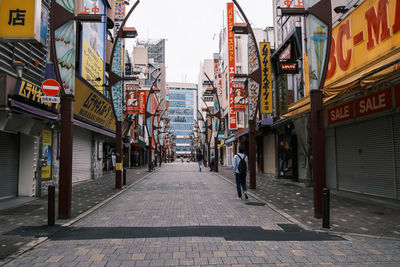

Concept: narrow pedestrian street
[[5, 163, 400, 266]]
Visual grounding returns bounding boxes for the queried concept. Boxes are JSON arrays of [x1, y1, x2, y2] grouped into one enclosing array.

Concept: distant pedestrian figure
[[233, 144, 248, 200], [210, 155, 215, 171], [196, 151, 203, 172]]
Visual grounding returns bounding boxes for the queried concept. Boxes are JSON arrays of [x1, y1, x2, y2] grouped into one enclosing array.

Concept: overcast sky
[[126, 0, 274, 84]]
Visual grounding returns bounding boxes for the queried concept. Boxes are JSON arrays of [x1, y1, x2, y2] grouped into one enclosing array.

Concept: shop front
[[73, 76, 116, 182]]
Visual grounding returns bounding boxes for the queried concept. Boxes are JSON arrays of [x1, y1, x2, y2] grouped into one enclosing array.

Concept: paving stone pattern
[[6, 163, 400, 266]]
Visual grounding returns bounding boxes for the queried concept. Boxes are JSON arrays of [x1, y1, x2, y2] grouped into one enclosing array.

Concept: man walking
[[196, 150, 203, 172], [232, 144, 248, 199]]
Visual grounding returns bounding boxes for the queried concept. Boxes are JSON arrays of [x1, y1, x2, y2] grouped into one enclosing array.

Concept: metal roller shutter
[[72, 127, 92, 182], [336, 116, 396, 198], [0, 132, 19, 200], [393, 114, 400, 200]]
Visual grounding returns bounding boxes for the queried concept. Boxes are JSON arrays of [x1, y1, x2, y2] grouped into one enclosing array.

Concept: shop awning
[[9, 99, 59, 120], [73, 119, 115, 138], [225, 135, 235, 145], [132, 142, 146, 150]]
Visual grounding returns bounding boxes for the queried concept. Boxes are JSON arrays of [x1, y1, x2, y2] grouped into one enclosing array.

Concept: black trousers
[[235, 172, 247, 198]]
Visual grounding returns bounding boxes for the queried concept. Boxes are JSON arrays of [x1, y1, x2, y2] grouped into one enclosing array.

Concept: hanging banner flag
[[227, 2, 237, 129], [55, 0, 76, 95], [125, 83, 140, 114], [232, 78, 247, 112], [139, 90, 148, 114], [260, 42, 272, 113]]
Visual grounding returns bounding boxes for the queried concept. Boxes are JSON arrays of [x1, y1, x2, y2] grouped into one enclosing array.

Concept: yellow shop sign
[[74, 77, 116, 132], [0, 0, 42, 41], [325, 0, 400, 86]]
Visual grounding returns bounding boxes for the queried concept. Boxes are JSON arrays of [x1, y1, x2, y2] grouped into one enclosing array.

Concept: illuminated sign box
[[279, 61, 299, 74], [0, 0, 42, 42]]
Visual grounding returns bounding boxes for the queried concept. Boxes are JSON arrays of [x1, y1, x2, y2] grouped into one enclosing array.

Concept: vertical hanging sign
[[55, 0, 76, 95], [227, 2, 237, 129], [260, 42, 272, 113]]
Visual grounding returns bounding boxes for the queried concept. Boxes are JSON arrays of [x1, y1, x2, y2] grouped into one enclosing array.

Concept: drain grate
[[245, 202, 266, 206]]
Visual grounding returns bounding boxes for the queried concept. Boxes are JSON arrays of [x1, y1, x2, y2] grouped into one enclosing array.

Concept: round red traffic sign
[[41, 79, 60, 96]]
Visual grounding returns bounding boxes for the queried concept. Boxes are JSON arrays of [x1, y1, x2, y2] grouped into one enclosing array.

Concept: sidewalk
[[4, 162, 400, 266], [217, 165, 400, 239], [0, 165, 152, 262]]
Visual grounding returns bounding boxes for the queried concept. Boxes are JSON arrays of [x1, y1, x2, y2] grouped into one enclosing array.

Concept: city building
[[167, 82, 197, 159]]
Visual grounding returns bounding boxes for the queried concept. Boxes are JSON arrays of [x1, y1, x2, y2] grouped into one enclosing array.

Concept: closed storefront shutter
[[72, 127, 92, 182], [336, 116, 396, 199], [393, 114, 400, 200], [0, 132, 19, 200]]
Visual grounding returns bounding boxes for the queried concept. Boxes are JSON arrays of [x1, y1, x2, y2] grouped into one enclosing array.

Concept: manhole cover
[[245, 202, 265, 206]]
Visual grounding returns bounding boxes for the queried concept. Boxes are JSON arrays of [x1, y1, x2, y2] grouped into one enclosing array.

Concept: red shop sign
[[355, 88, 392, 117], [395, 84, 400, 107], [328, 101, 353, 124]]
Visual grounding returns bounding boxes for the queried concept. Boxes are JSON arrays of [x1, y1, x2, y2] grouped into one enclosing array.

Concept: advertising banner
[[247, 34, 260, 120], [41, 129, 52, 180], [139, 90, 148, 114], [0, 0, 42, 42], [355, 88, 392, 117], [14, 80, 59, 110], [232, 78, 247, 112], [80, 0, 105, 93], [74, 77, 115, 132], [125, 83, 140, 114], [114, 0, 125, 21], [227, 2, 237, 129], [260, 42, 273, 114]]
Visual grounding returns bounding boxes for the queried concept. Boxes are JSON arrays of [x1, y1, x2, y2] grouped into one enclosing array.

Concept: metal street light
[[279, 0, 332, 219]]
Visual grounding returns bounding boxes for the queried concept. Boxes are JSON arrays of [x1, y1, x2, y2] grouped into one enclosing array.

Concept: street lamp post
[[145, 73, 162, 172], [107, 1, 140, 189], [231, 0, 262, 189], [202, 73, 221, 172], [50, 0, 104, 218], [277, 0, 332, 218]]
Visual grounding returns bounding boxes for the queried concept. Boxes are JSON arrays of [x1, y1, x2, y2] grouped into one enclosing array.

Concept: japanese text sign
[[0, 0, 41, 41], [260, 42, 272, 114]]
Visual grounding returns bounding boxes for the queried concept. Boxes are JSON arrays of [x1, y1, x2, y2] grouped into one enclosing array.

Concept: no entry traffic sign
[[41, 79, 60, 96]]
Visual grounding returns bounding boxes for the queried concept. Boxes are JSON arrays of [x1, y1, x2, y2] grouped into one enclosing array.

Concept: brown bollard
[[48, 185, 55, 226]]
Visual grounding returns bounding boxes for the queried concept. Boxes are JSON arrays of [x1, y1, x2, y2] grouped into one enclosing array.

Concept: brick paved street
[[4, 162, 400, 266]]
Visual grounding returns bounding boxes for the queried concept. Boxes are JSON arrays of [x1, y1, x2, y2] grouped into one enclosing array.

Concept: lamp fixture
[[12, 60, 24, 79]]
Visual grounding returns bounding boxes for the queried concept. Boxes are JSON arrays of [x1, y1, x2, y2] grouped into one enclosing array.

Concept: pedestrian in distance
[[209, 155, 215, 171], [233, 144, 248, 200], [196, 150, 203, 172]]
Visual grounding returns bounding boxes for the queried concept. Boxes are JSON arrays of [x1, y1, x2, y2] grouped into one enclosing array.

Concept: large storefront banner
[[125, 83, 140, 114], [74, 77, 116, 132], [327, 87, 395, 125], [55, 0, 75, 95], [80, 0, 105, 94], [41, 129, 52, 180], [0, 0, 42, 42], [325, 0, 400, 86], [227, 2, 237, 129], [260, 42, 272, 114]]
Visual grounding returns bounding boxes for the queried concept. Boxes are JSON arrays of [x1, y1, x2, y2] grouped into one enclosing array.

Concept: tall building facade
[[167, 82, 197, 158]]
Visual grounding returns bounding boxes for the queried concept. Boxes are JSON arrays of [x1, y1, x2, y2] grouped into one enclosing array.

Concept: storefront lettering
[[328, 102, 353, 124], [83, 92, 112, 117], [355, 89, 392, 116], [326, 0, 400, 80]]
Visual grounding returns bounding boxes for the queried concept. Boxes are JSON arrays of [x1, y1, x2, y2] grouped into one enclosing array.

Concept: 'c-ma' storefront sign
[[74, 77, 116, 132], [325, 0, 400, 85]]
